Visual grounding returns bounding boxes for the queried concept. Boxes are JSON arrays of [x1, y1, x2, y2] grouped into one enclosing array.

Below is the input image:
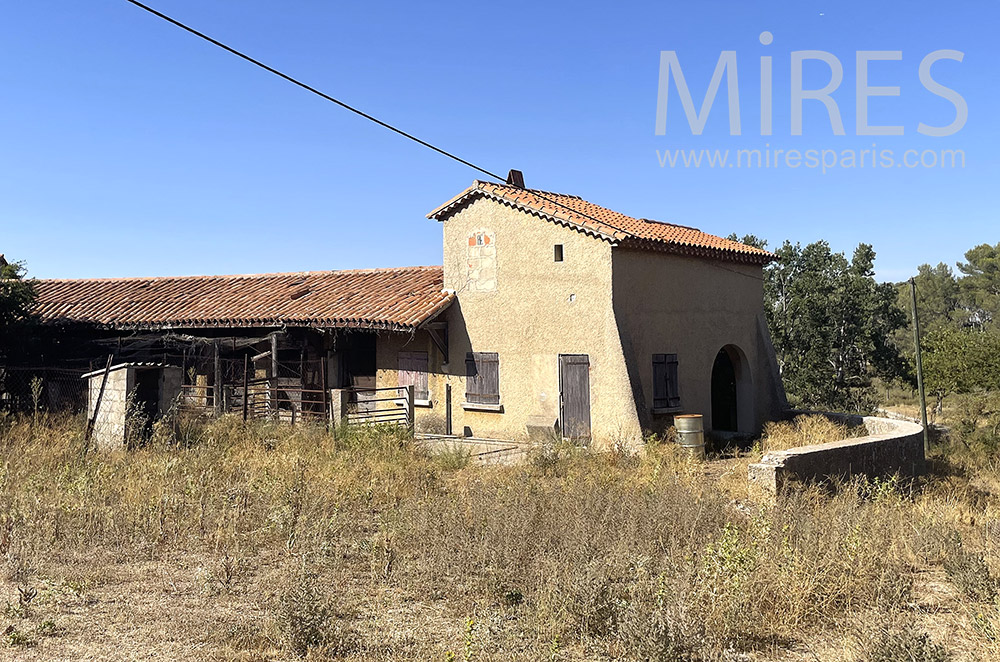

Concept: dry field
[[1, 413, 998, 661]]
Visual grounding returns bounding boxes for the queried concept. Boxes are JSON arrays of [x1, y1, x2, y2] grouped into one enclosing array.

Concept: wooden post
[[300, 340, 306, 388], [909, 278, 930, 454], [242, 354, 249, 422], [84, 355, 114, 451], [446, 383, 452, 436], [213, 340, 223, 417], [271, 333, 279, 421], [320, 357, 329, 431], [405, 384, 415, 431]]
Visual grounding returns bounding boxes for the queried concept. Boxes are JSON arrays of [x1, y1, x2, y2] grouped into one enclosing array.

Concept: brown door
[[559, 354, 591, 440]]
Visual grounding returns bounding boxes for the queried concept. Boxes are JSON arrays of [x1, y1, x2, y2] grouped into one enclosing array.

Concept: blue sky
[[0, 0, 995, 282]]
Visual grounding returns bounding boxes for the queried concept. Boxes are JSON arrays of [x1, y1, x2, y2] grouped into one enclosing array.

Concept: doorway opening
[[711, 345, 752, 434]]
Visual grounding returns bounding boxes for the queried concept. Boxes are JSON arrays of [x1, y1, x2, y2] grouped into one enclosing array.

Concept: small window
[[652, 354, 680, 410], [465, 352, 500, 405], [398, 351, 430, 402], [554, 244, 564, 262]]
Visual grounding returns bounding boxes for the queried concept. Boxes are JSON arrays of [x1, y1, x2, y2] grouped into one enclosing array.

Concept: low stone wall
[[748, 412, 925, 499]]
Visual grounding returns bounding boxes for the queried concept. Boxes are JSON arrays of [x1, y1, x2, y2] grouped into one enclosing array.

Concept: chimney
[[506, 169, 525, 189]]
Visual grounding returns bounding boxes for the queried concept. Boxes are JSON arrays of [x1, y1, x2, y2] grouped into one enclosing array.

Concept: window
[[465, 352, 500, 406], [398, 351, 430, 402], [652, 354, 680, 410], [554, 244, 564, 262]]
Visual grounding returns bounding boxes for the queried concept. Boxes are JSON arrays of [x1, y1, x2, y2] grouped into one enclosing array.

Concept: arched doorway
[[711, 345, 753, 433], [711, 349, 738, 432]]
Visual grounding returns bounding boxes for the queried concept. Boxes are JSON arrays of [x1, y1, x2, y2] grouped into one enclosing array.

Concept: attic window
[[554, 244, 564, 262]]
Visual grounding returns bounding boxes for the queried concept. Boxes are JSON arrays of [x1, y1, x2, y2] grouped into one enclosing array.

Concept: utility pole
[[909, 278, 930, 454]]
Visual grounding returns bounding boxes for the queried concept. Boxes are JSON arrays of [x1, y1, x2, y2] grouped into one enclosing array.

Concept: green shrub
[[275, 565, 356, 657]]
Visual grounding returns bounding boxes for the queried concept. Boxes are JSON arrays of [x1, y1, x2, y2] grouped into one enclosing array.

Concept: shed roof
[[33, 266, 453, 332], [80, 362, 176, 379], [428, 181, 775, 264]]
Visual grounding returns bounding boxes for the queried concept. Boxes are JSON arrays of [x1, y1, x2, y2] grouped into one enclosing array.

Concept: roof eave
[[429, 184, 621, 245], [36, 318, 432, 334], [417, 292, 456, 329], [426, 183, 482, 220], [617, 237, 776, 265]]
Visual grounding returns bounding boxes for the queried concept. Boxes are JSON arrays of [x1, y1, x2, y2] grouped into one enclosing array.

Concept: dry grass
[[759, 414, 865, 453], [0, 413, 998, 660]]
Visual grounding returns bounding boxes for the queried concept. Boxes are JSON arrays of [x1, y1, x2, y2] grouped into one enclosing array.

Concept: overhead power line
[[123, 0, 507, 182], [122, 3, 634, 232], [123, 1, 769, 278]]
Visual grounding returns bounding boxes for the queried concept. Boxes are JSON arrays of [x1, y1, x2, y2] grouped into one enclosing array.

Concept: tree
[[0, 254, 38, 362], [758, 240, 907, 412], [896, 262, 962, 334], [922, 325, 1000, 414], [957, 242, 1000, 329]]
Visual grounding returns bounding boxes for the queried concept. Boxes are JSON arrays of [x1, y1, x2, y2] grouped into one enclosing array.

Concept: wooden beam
[[446, 383, 452, 436], [213, 340, 223, 417], [242, 354, 249, 422], [271, 333, 279, 420], [320, 355, 329, 431], [84, 355, 114, 449], [426, 323, 448, 363]]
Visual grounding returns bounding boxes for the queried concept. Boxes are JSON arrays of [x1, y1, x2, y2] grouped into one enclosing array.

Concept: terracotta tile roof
[[428, 181, 775, 264], [33, 266, 453, 331]]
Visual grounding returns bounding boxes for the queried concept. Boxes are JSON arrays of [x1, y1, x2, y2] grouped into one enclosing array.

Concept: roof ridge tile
[[429, 180, 775, 264]]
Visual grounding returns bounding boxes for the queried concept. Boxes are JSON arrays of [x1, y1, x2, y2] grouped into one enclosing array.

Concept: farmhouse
[[20, 177, 786, 446]]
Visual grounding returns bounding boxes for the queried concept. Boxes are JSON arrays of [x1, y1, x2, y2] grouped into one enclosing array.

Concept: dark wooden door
[[559, 354, 591, 440]]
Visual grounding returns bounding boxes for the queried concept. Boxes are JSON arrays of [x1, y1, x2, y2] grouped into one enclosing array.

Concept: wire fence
[[2, 357, 411, 435], [0, 367, 89, 414]]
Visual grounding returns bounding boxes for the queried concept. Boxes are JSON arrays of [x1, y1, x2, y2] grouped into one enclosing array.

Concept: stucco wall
[[431, 196, 641, 445], [369, 195, 785, 446], [611, 248, 784, 435], [373, 330, 453, 435], [747, 413, 926, 499]]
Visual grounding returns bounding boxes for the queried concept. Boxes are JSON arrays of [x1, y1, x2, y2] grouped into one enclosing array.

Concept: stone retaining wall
[[748, 412, 925, 499]]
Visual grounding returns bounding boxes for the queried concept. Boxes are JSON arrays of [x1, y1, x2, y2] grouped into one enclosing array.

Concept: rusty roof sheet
[[33, 266, 453, 331], [428, 181, 775, 264]]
